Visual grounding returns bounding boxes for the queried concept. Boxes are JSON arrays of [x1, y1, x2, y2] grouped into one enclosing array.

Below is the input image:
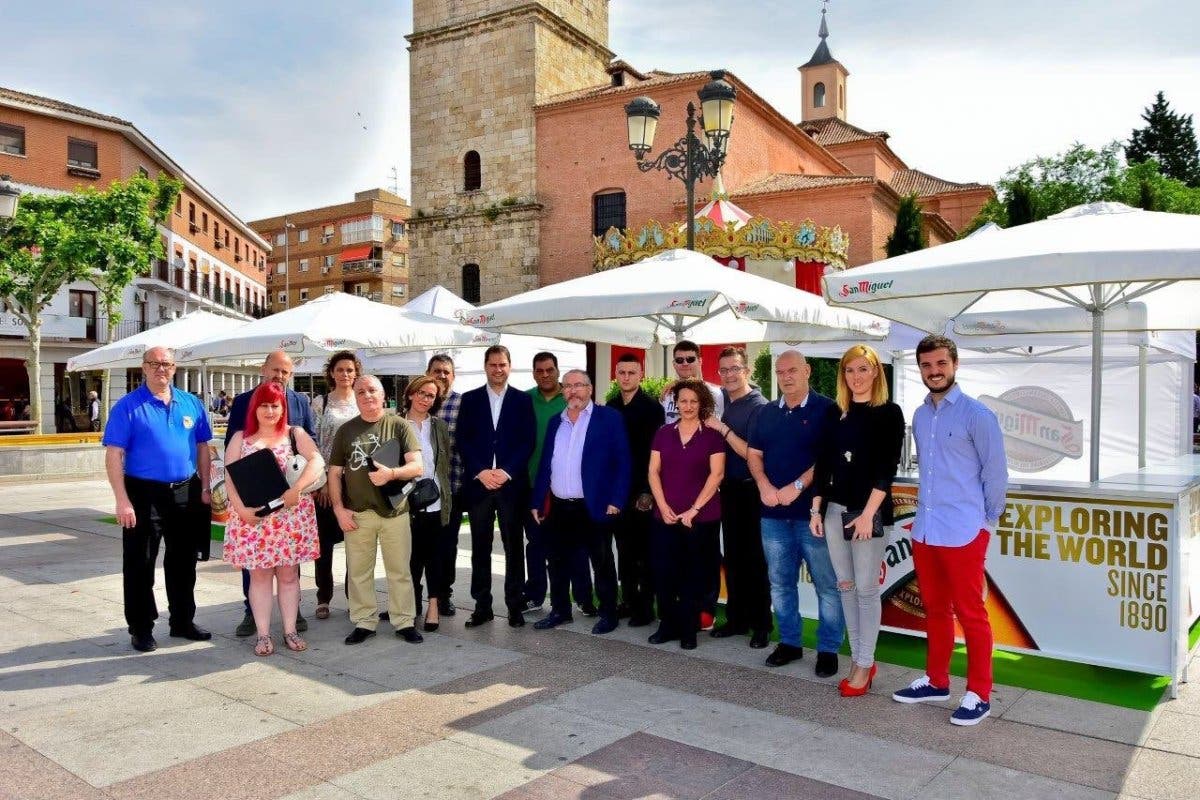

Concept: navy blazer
[[224, 386, 317, 445], [532, 404, 631, 523], [457, 384, 536, 495]]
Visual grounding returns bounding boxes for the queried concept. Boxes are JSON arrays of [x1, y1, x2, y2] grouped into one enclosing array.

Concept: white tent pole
[[1138, 344, 1147, 469], [1088, 285, 1104, 482]]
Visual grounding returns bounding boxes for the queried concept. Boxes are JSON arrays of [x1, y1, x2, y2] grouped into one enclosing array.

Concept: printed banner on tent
[[796, 483, 1187, 675]]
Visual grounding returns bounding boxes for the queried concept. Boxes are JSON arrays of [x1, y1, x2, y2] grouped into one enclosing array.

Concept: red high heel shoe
[[839, 664, 877, 697]]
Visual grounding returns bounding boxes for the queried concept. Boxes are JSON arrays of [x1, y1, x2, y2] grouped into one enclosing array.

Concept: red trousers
[[912, 529, 992, 701]]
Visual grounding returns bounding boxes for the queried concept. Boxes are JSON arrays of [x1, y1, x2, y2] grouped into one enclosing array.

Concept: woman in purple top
[[647, 378, 726, 650]]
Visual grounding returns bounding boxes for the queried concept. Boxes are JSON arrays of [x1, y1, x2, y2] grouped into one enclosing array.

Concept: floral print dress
[[223, 438, 320, 569]]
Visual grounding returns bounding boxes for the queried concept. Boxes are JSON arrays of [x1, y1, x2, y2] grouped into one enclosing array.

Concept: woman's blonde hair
[[836, 344, 888, 413]]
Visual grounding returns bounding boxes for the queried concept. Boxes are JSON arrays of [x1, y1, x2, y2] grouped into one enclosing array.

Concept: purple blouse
[[651, 422, 725, 523]]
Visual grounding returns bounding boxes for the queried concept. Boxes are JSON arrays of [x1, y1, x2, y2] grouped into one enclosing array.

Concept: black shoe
[[815, 651, 840, 678], [395, 626, 424, 643], [749, 630, 770, 649], [442, 599, 456, 617], [532, 611, 573, 630], [379, 611, 390, 621], [766, 643, 803, 667], [680, 636, 697, 650], [464, 611, 494, 628], [615, 602, 632, 619], [295, 614, 308, 633], [423, 617, 439, 633], [577, 602, 598, 618], [709, 623, 746, 639], [131, 632, 157, 652], [628, 613, 654, 628], [508, 612, 526, 627], [169, 623, 212, 641], [648, 627, 676, 645], [591, 616, 618, 635], [344, 627, 377, 645]]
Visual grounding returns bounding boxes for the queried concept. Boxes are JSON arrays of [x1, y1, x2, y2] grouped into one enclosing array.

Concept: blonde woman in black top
[[812, 344, 905, 697]]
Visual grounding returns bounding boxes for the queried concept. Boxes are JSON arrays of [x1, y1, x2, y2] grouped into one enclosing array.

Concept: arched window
[[813, 82, 826, 109], [592, 190, 626, 236], [463, 151, 481, 192], [462, 263, 481, 303]]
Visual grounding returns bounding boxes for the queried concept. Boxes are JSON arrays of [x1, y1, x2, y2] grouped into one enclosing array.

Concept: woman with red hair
[[224, 381, 323, 656]]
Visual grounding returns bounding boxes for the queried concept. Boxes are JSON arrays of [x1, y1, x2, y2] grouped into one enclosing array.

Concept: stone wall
[[410, 206, 542, 303], [0, 444, 107, 479]]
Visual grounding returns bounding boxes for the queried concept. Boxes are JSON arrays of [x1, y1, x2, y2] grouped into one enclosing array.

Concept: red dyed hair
[[243, 381, 289, 437]]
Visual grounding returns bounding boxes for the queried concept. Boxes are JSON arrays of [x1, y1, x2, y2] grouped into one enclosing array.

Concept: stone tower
[[798, 8, 848, 123], [407, 1, 613, 303]]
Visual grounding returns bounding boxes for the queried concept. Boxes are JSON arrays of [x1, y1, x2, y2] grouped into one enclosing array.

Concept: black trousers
[[440, 490, 464, 600], [651, 518, 718, 638], [314, 500, 346, 606], [467, 484, 526, 616], [410, 509, 444, 610], [546, 497, 618, 619], [720, 479, 773, 633], [122, 474, 204, 635], [614, 502, 655, 620], [524, 512, 594, 607]]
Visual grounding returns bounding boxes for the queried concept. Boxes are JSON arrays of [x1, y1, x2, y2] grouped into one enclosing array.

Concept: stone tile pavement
[[1, 478, 1197, 800]]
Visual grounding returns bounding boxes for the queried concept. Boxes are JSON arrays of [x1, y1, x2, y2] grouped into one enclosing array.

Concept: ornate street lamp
[[624, 70, 737, 251], [0, 174, 20, 228]]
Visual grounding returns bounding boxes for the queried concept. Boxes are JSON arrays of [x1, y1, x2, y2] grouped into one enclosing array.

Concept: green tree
[[0, 175, 180, 433], [751, 345, 772, 398], [1126, 91, 1200, 188], [885, 194, 926, 257], [1005, 181, 1038, 225], [1110, 160, 1200, 215]]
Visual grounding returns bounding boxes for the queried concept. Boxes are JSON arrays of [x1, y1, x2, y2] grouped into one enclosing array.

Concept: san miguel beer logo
[[880, 484, 1038, 649], [732, 300, 760, 314], [456, 311, 495, 326], [838, 279, 894, 298], [665, 298, 708, 310], [980, 386, 1083, 472]]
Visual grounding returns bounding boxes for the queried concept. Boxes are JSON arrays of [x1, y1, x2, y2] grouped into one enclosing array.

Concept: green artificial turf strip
[[1190, 616, 1200, 650], [98, 516, 118, 525]]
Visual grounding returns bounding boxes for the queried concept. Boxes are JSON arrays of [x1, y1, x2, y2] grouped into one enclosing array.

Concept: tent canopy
[[67, 311, 248, 371]]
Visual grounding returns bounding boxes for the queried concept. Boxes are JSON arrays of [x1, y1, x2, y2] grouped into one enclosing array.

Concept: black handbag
[[402, 477, 441, 513], [841, 508, 884, 540]]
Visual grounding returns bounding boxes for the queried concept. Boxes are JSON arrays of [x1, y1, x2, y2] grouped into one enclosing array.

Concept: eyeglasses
[[562, 382, 590, 391], [413, 391, 438, 401], [674, 355, 698, 365], [717, 366, 744, 375], [143, 360, 175, 370]]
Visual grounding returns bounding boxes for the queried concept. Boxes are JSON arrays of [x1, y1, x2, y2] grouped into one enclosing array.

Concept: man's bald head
[[261, 350, 295, 388]]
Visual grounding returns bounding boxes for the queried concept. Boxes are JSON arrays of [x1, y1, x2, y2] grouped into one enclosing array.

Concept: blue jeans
[[760, 516, 845, 652]]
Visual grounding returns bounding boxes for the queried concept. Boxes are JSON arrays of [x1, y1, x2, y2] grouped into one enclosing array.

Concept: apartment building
[[0, 86, 270, 430], [249, 189, 410, 312]]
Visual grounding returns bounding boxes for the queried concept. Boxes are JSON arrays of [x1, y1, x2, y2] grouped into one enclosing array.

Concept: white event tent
[[67, 310, 248, 372]]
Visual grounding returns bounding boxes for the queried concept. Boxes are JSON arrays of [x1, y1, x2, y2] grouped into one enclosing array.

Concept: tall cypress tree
[[1126, 91, 1200, 188], [1006, 181, 1039, 225], [885, 194, 926, 257]]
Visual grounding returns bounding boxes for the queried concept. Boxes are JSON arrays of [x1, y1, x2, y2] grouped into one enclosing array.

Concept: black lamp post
[[0, 174, 20, 231], [624, 70, 737, 251]]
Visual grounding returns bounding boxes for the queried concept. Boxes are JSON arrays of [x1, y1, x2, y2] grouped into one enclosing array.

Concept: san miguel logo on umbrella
[[456, 311, 495, 326], [980, 386, 1083, 472], [664, 298, 707, 310], [838, 279, 894, 298], [278, 337, 300, 349], [731, 300, 760, 315]]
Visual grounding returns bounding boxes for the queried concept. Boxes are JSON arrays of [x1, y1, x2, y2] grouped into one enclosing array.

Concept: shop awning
[[339, 245, 373, 263]]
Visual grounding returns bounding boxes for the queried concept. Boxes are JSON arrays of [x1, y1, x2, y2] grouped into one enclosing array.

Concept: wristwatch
[[793, 477, 805, 492]]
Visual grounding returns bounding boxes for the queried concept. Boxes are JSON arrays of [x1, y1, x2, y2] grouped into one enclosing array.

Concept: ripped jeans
[[824, 502, 888, 668]]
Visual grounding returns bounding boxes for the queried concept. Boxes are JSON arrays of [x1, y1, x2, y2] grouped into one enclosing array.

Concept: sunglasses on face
[[674, 355, 698, 365]]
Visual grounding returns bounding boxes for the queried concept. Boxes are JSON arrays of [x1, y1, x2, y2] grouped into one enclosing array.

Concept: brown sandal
[[283, 632, 307, 652], [254, 635, 274, 657]]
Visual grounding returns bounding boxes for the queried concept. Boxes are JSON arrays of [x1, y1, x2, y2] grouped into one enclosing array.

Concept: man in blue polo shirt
[[104, 346, 214, 653], [748, 349, 844, 678], [226, 349, 316, 637]]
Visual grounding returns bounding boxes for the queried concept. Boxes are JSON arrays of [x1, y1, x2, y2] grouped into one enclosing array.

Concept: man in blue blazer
[[225, 350, 318, 638], [457, 345, 537, 627], [530, 369, 631, 634]]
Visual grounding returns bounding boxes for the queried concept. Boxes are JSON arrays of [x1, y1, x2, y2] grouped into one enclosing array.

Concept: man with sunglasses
[[104, 347, 213, 652]]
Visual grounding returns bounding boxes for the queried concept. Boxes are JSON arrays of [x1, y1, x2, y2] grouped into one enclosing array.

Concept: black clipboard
[[368, 439, 410, 510], [226, 447, 290, 517]]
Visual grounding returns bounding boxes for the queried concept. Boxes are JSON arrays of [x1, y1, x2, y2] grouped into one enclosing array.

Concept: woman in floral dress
[[224, 381, 323, 656]]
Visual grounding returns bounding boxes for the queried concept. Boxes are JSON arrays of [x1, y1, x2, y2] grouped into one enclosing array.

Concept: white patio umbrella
[[360, 285, 585, 391], [468, 248, 888, 346], [176, 292, 497, 367], [66, 310, 248, 371], [821, 203, 1200, 480]]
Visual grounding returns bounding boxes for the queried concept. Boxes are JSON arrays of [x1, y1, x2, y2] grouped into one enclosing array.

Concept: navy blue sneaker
[[532, 611, 573, 630], [950, 691, 991, 726], [892, 675, 951, 704]]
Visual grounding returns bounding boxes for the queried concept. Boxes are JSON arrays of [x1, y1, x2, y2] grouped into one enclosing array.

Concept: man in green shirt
[[523, 352, 594, 614], [329, 375, 425, 645]]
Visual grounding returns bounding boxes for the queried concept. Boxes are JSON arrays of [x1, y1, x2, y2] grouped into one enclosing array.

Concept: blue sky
[[2, 1, 1197, 220]]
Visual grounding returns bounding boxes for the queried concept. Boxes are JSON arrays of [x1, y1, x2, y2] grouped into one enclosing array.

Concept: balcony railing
[[342, 259, 384, 275]]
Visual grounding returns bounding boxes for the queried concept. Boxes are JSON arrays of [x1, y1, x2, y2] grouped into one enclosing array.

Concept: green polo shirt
[[527, 387, 566, 482]]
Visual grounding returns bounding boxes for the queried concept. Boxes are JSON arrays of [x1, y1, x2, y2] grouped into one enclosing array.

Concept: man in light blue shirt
[[892, 335, 1007, 727]]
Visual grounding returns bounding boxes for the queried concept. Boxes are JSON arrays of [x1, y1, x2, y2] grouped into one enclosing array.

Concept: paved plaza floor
[[1, 478, 1197, 800]]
